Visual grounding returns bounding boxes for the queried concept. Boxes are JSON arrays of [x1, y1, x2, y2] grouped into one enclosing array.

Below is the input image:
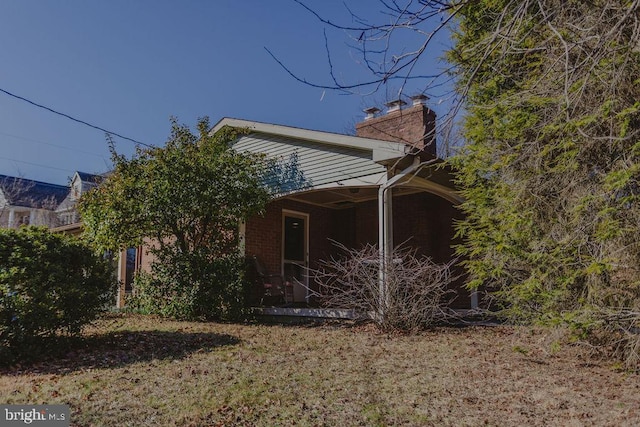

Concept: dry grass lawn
[[1, 313, 639, 426]]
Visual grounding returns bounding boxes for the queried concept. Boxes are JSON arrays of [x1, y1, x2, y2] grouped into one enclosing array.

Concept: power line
[[0, 131, 108, 159], [0, 87, 153, 148], [0, 155, 77, 174]]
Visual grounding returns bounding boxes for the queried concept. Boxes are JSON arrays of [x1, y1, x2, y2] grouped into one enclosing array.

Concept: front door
[[282, 211, 309, 302]]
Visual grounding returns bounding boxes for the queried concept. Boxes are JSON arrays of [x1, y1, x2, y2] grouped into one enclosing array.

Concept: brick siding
[[245, 192, 470, 308]]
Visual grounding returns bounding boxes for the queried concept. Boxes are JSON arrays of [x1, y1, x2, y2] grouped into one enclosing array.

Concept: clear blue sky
[[0, 1, 454, 185]]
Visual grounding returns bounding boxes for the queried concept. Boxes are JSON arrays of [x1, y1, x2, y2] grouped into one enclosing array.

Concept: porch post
[[377, 158, 440, 322], [377, 185, 393, 320], [238, 220, 246, 256], [116, 249, 127, 308]]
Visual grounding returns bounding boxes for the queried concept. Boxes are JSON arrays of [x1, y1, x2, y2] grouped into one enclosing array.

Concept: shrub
[[312, 243, 458, 332], [0, 227, 115, 360], [127, 252, 248, 321], [79, 118, 272, 322]]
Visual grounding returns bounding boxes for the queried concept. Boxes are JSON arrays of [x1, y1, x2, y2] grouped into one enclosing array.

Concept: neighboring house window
[[20, 215, 30, 226], [60, 212, 77, 225]]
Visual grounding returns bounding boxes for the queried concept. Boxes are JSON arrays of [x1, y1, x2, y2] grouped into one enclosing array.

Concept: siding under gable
[[233, 133, 386, 194]]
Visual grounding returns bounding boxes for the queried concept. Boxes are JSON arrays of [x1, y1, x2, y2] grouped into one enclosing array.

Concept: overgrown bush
[[127, 252, 248, 321], [312, 243, 458, 332], [0, 227, 115, 361], [450, 0, 640, 367], [79, 118, 272, 321]]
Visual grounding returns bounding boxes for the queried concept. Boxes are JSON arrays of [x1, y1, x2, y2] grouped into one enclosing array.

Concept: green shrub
[[127, 252, 248, 321], [0, 227, 115, 361]]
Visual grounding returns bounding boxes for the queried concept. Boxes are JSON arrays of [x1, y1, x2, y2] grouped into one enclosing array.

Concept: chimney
[[385, 99, 406, 113], [356, 94, 437, 158], [363, 107, 381, 120]]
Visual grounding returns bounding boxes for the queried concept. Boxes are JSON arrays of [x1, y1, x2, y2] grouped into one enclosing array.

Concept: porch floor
[[250, 306, 359, 319]]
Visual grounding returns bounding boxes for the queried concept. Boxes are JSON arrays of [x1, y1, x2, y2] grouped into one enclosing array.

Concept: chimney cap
[[385, 99, 407, 113], [410, 94, 429, 106], [363, 107, 381, 120]]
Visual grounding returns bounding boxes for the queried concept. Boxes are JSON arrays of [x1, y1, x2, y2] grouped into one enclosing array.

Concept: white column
[[7, 208, 15, 228], [238, 220, 246, 256], [116, 250, 127, 308], [29, 210, 36, 226], [378, 185, 393, 320]]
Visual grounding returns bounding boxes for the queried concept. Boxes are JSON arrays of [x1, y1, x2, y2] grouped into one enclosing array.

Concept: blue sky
[[0, 1, 455, 185]]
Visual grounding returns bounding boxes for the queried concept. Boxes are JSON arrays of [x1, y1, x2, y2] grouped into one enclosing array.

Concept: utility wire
[[0, 131, 108, 159], [0, 87, 152, 148], [0, 155, 77, 174]]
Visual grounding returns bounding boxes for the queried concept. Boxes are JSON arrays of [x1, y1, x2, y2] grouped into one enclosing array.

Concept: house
[[119, 96, 475, 310], [0, 174, 68, 229], [53, 171, 104, 235]]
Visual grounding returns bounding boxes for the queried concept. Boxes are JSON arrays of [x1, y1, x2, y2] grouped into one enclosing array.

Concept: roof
[[75, 171, 104, 184], [211, 117, 408, 164], [0, 174, 68, 209], [211, 117, 462, 207]]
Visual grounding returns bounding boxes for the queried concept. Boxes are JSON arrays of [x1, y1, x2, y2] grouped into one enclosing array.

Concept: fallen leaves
[[0, 314, 638, 426]]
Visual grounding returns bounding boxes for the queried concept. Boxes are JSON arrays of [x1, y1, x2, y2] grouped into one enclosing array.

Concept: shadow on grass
[[1, 330, 240, 375]]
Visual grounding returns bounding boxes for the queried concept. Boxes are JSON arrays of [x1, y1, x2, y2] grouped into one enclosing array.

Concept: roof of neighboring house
[[0, 174, 69, 209], [75, 171, 104, 184]]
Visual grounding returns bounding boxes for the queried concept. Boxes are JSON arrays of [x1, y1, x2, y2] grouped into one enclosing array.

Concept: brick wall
[[245, 199, 340, 274], [391, 192, 469, 308], [244, 191, 469, 308]]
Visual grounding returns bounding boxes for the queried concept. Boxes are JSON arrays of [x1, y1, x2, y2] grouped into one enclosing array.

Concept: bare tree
[[267, 1, 468, 156], [310, 243, 459, 331]]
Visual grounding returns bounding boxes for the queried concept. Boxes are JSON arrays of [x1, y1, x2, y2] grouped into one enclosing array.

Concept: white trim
[[311, 172, 388, 190], [7, 208, 15, 228], [282, 209, 310, 303], [394, 178, 464, 205]]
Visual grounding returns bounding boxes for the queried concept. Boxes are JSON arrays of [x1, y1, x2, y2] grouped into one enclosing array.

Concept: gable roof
[[211, 117, 408, 164], [0, 174, 68, 209], [75, 171, 104, 184], [211, 117, 462, 207]]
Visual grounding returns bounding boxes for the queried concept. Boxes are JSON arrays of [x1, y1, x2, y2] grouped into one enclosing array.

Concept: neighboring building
[[122, 97, 475, 310], [0, 174, 68, 229], [54, 171, 104, 232]]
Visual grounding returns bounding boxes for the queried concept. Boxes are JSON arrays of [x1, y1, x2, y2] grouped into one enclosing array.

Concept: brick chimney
[[356, 94, 436, 158]]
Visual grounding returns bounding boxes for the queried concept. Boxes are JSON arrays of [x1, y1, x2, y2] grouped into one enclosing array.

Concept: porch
[[243, 170, 472, 311]]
